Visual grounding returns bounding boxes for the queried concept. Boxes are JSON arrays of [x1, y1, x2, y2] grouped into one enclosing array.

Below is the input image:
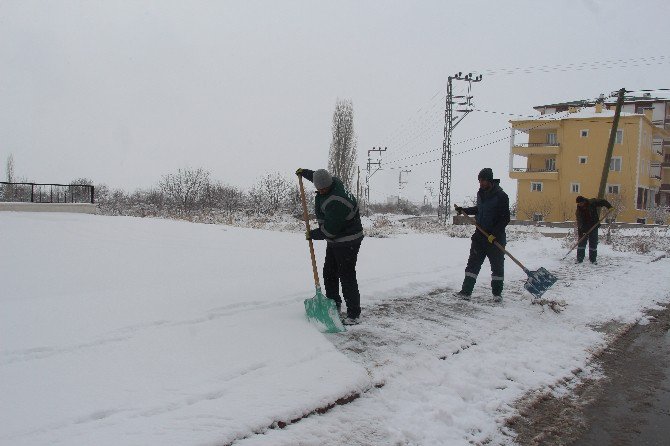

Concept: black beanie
[[478, 168, 493, 181], [576, 195, 586, 203]]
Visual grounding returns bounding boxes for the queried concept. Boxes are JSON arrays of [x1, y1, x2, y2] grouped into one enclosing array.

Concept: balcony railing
[[513, 142, 560, 147], [512, 168, 559, 173], [0, 182, 95, 204]]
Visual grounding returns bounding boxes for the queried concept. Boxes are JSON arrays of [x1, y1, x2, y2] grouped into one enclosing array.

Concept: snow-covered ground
[[1, 212, 668, 446]]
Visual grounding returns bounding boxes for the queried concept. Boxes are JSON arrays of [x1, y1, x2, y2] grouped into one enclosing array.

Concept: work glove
[[305, 229, 311, 240], [295, 168, 304, 176], [454, 204, 464, 214], [487, 234, 496, 244]]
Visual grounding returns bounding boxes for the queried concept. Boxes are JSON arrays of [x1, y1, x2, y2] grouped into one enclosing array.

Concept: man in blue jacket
[[296, 168, 364, 325], [454, 168, 510, 302]]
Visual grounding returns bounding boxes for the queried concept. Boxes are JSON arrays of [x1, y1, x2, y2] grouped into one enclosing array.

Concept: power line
[[473, 55, 668, 77], [382, 105, 576, 167], [385, 108, 580, 171], [472, 108, 537, 118], [384, 126, 511, 165]]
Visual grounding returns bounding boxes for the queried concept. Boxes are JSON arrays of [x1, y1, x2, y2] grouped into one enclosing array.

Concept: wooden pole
[[598, 88, 626, 199]]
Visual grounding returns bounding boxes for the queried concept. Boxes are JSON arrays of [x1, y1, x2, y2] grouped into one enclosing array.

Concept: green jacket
[[303, 170, 364, 243]]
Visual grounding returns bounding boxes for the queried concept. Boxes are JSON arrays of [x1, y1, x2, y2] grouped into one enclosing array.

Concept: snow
[[529, 107, 637, 121], [1, 212, 668, 445]]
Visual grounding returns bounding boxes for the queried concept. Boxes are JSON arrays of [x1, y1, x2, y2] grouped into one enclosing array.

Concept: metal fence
[[0, 182, 95, 204]]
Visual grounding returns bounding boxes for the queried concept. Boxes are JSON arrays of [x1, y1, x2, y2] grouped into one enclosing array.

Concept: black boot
[[455, 276, 476, 300]]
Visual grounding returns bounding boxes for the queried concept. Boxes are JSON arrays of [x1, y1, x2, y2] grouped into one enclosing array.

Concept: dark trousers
[[577, 229, 599, 262], [323, 240, 362, 318], [465, 237, 505, 285]]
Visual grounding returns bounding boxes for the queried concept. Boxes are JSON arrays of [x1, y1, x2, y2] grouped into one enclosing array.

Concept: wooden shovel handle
[[457, 211, 529, 273], [298, 175, 321, 288]]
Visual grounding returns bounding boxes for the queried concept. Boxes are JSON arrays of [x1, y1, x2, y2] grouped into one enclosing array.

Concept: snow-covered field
[[1, 212, 668, 446]]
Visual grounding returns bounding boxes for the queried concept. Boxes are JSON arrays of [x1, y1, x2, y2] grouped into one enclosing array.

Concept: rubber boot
[[457, 275, 476, 298], [491, 280, 503, 302]]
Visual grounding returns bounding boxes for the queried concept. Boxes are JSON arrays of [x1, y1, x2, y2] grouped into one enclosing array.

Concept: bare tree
[[248, 172, 294, 215], [327, 99, 358, 190], [646, 205, 670, 225], [203, 182, 246, 215], [159, 167, 210, 213], [605, 191, 627, 223], [520, 199, 552, 223], [6, 154, 15, 182], [3, 154, 15, 201]]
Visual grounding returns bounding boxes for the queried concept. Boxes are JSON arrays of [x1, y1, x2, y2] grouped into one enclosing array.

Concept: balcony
[[512, 142, 561, 156], [509, 167, 559, 180], [651, 164, 662, 180]]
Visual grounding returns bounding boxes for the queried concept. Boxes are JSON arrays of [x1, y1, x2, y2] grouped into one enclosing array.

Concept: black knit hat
[[478, 168, 493, 181], [576, 195, 586, 203]]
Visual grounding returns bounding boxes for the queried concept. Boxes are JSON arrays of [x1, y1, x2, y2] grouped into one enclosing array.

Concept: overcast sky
[[1, 0, 669, 204]]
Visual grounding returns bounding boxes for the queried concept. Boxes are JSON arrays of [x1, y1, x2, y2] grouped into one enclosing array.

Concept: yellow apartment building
[[509, 104, 669, 223]]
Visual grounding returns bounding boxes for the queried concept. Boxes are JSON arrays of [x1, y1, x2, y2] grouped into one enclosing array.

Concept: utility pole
[[438, 72, 483, 224], [598, 88, 626, 199], [424, 181, 435, 206], [398, 169, 411, 204], [365, 146, 386, 213], [356, 166, 360, 203]]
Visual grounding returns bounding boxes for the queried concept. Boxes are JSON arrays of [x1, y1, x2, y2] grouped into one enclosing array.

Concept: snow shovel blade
[[523, 267, 558, 299], [304, 288, 345, 333]]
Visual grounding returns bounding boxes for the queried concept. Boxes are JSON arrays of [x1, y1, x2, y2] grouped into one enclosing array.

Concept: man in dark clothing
[[575, 195, 612, 264], [454, 168, 510, 302], [296, 168, 364, 325]]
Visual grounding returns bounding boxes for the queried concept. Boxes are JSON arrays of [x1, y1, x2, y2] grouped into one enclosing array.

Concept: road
[[511, 304, 670, 446]]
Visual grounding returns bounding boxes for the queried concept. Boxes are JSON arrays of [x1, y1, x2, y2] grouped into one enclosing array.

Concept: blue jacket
[[463, 180, 510, 244]]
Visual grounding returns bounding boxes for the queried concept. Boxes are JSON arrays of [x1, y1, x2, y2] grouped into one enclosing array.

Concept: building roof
[[533, 95, 670, 110], [514, 107, 636, 122], [532, 99, 593, 110], [604, 95, 668, 104]]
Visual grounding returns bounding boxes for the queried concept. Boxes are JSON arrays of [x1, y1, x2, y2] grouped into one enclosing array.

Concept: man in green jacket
[[296, 168, 364, 325]]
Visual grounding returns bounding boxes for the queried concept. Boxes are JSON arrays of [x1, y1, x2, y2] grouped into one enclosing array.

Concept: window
[[545, 158, 556, 171], [571, 183, 580, 193], [578, 156, 588, 164], [580, 129, 589, 138], [637, 187, 649, 210], [615, 129, 623, 144], [607, 184, 620, 195], [547, 133, 557, 145], [610, 157, 622, 171], [531, 182, 543, 192], [533, 213, 544, 222]]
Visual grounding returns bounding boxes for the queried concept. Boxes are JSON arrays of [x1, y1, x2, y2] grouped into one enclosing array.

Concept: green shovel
[[298, 174, 345, 333]]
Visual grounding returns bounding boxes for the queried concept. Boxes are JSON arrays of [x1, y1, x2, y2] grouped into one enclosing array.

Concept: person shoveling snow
[[297, 168, 364, 326]]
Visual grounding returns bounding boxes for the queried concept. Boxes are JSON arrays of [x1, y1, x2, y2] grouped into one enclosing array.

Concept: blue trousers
[[577, 229, 598, 262]]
